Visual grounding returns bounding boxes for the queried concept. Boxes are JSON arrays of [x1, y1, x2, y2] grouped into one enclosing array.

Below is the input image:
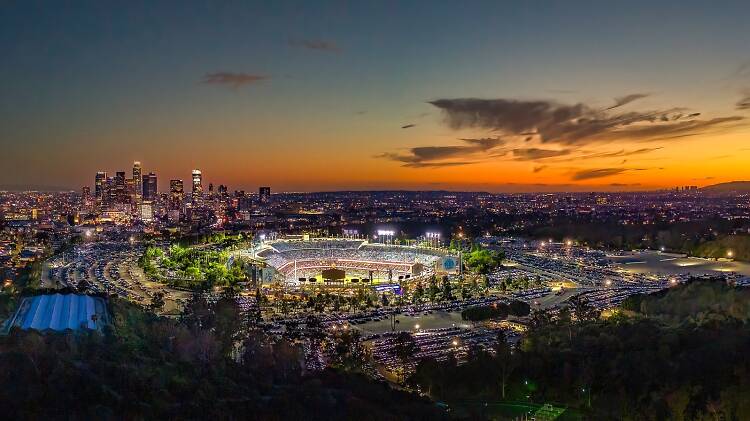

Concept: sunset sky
[[2, 1, 750, 192]]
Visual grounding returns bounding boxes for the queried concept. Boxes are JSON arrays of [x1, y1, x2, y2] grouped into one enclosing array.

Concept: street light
[[414, 324, 420, 330], [727, 250, 734, 258]]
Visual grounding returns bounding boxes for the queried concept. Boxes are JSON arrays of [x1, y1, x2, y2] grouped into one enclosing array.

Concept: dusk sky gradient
[[2, 1, 750, 192]]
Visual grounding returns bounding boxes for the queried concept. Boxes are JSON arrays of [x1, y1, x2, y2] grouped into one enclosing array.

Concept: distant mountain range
[[701, 181, 750, 192]]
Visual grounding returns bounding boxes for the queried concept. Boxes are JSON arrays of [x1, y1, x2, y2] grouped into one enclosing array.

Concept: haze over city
[[3, 1, 750, 192]]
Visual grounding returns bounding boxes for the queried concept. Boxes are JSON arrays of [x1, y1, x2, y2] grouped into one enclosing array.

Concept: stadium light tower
[[426, 232, 441, 248], [377, 229, 395, 244]]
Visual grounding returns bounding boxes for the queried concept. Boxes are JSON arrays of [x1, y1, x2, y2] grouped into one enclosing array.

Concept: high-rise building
[[81, 186, 91, 206], [94, 171, 107, 203], [259, 186, 271, 204], [115, 171, 127, 203], [169, 179, 184, 209], [126, 178, 136, 202], [139, 202, 153, 222], [142, 172, 158, 201], [132, 161, 142, 202], [191, 170, 203, 201], [106, 176, 116, 205]]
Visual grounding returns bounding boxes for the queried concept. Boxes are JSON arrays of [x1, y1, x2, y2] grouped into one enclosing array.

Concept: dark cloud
[[737, 90, 750, 110], [429, 98, 743, 145], [402, 161, 478, 168], [202, 72, 267, 88], [607, 93, 649, 110], [571, 168, 629, 180], [289, 39, 341, 53], [401, 124, 416, 129], [533, 165, 547, 173], [512, 148, 570, 161], [574, 147, 663, 160], [460, 137, 505, 149], [380, 137, 503, 167]]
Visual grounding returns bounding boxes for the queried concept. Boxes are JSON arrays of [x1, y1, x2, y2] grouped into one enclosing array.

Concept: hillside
[[701, 181, 750, 192]]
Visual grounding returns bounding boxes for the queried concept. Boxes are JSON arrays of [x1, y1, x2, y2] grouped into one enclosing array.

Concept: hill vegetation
[[0, 295, 444, 420], [410, 280, 750, 420]]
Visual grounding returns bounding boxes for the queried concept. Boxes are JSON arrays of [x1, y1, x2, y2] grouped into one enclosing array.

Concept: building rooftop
[[3, 294, 109, 333]]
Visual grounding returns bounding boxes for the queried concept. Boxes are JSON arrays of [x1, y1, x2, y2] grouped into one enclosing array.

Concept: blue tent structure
[[3, 294, 109, 333]]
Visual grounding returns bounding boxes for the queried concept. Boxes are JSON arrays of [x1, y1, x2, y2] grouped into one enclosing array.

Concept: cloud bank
[[202, 72, 268, 89], [428, 97, 742, 145]]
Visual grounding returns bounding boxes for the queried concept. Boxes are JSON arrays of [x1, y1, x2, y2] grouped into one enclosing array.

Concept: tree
[[149, 291, 165, 313], [393, 332, 419, 383], [413, 283, 424, 304], [495, 331, 518, 399], [508, 300, 531, 317], [427, 276, 439, 303], [568, 295, 599, 322], [329, 329, 365, 370], [441, 276, 453, 301]]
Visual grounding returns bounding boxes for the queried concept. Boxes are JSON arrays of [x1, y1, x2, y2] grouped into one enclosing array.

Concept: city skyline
[[2, 1, 750, 192]]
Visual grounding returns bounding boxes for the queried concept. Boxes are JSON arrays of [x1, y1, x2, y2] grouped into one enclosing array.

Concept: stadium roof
[[3, 294, 108, 333]]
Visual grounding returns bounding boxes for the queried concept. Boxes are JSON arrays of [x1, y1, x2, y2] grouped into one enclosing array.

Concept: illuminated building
[[94, 171, 107, 204], [114, 171, 127, 204], [142, 172, 157, 201], [169, 179, 184, 209], [132, 161, 142, 202], [139, 202, 153, 222], [259, 186, 271, 204], [81, 186, 91, 205], [192, 169, 203, 204]]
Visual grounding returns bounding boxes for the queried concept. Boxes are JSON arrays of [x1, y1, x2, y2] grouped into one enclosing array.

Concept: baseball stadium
[[244, 237, 459, 289]]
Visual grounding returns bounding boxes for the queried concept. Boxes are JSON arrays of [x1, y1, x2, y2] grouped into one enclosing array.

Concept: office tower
[[106, 176, 116, 205], [139, 202, 153, 222], [115, 171, 127, 203], [94, 171, 107, 203], [81, 186, 91, 206], [126, 178, 136, 202], [142, 172, 158, 201], [218, 184, 228, 195], [132, 161, 142, 202], [208, 183, 214, 193], [259, 186, 271, 204], [169, 179, 184, 209], [191, 170, 203, 201]]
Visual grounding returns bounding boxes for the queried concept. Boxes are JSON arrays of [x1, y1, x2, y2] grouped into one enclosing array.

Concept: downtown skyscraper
[[142, 172, 157, 201], [132, 161, 142, 203]]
